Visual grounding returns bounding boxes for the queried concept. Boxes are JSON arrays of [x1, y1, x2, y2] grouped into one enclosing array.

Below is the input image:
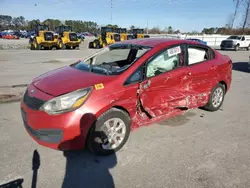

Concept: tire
[[87, 108, 131, 156], [203, 83, 225, 111], [34, 40, 41, 50], [234, 44, 239, 51], [246, 45, 250, 51], [88, 42, 93, 48], [96, 43, 100, 49], [74, 45, 80, 50], [59, 40, 66, 50]]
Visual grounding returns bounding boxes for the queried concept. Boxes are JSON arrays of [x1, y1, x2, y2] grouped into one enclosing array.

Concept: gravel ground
[[0, 48, 250, 188]]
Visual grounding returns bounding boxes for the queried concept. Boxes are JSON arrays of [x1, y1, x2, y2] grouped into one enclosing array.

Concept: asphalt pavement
[[0, 49, 250, 188]]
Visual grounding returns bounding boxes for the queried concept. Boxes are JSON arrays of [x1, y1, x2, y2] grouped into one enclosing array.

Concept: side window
[[146, 45, 185, 78], [187, 46, 209, 65], [242, 36, 245, 41], [124, 67, 142, 85]]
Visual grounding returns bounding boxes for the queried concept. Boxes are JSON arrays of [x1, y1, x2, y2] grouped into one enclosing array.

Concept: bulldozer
[[89, 27, 120, 48], [56, 25, 81, 50], [131, 28, 150, 39], [29, 24, 58, 50]]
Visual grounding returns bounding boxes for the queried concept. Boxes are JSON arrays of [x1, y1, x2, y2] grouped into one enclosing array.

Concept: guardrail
[[148, 34, 250, 46]]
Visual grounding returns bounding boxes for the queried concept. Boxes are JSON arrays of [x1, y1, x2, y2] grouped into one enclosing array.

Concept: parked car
[[220, 35, 250, 51], [21, 38, 232, 156], [3, 33, 19, 39], [187, 38, 207, 45]]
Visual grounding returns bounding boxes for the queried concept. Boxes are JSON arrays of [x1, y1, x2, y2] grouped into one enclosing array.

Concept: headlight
[[40, 87, 92, 115]]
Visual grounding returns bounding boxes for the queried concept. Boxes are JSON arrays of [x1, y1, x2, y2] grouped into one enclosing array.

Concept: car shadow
[[59, 113, 117, 188], [62, 150, 117, 188], [232, 62, 250, 73], [157, 111, 196, 126]]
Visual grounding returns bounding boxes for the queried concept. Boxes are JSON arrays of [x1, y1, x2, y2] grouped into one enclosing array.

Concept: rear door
[[186, 44, 218, 108], [138, 44, 192, 118]]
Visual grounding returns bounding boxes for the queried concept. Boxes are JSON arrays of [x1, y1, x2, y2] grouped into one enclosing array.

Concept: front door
[[138, 44, 192, 118]]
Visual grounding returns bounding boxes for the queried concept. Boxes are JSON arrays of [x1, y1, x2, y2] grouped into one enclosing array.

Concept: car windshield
[[71, 43, 152, 75], [227, 36, 241, 40]]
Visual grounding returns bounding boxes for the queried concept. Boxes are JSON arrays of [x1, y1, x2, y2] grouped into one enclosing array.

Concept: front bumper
[[220, 44, 236, 50], [20, 85, 93, 150], [40, 41, 58, 47], [65, 41, 81, 47]]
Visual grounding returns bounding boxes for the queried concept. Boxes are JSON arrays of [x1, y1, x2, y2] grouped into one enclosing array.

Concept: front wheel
[[203, 83, 225, 111], [87, 108, 131, 156]]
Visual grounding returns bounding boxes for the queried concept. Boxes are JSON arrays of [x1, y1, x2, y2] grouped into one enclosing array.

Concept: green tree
[[0, 15, 12, 30], [167, 26, 173, 34]]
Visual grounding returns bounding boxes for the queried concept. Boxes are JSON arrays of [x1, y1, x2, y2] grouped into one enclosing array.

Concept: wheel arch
[[95, 104, 131, 120], [219, 80, 227, 92]]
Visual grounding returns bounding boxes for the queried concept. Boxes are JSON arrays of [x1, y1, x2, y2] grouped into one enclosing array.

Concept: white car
[[220, 35, 250, 51]]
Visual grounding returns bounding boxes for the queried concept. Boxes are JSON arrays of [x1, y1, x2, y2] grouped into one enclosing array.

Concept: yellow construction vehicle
[[131, 28, 150, 39], [89, 27, 120, 48], [56, 25, 81, 50], [29, 24, 58, 50]]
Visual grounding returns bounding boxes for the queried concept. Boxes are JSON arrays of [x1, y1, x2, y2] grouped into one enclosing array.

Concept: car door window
[[146, 45, 184, 78], [187, 45, 211, 65]]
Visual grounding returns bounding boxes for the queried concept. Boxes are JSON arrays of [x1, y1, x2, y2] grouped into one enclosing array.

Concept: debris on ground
[[0, 84, 28, 103]]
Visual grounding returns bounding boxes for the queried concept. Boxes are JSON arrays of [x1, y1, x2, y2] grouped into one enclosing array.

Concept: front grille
[[114, 34, 121, 42], [221, 41, 233, 46], [44, 32, 54, 41], [23, 90, 46, 110], [69, 33, 78, 41]]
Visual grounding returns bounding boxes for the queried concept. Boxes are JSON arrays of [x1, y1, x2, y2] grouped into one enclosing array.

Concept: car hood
[[32, 66, 115, 96]]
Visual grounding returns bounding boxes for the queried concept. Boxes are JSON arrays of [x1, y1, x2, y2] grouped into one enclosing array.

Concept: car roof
[[118, 38, 196, 47]]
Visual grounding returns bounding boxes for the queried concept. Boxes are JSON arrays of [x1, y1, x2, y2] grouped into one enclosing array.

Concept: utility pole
[[111, 0, 113, 24], [147, 20, 148, 34]]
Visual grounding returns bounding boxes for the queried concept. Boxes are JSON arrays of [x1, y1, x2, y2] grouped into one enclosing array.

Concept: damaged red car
[[21, 38, 232, 156]]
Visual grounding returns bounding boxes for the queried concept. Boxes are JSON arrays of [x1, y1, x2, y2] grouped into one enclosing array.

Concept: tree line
[[0, 15, 99, 33]]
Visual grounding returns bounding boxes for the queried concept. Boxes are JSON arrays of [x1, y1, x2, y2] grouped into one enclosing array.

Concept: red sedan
[[21, 38, 232, 156]]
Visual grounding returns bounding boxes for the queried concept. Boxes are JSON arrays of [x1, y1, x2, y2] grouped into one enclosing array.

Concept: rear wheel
[[74, 45, 80, 50], [203, 83, 225, 111], [88, 42, 93, 48], [29, 40, 35, 50], [87, 108, 131, 156], [246, 45, 250, 51], [59, 40, 66, 50]]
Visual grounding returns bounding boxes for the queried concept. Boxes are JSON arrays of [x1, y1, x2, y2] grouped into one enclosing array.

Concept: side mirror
[[242, 38, 245, 41]]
